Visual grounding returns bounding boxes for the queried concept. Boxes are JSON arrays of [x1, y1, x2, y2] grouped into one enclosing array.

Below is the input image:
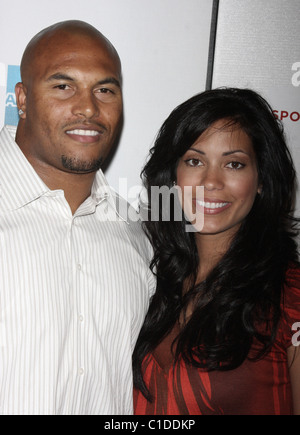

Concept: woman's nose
[[202, 167, 224, 191]]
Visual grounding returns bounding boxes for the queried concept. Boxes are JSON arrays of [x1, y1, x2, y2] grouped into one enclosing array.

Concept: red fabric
[[134, 267, 300, 415]]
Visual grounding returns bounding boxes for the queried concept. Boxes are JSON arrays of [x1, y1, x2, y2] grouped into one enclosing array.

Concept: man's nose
[[72, 91, 99, 119]]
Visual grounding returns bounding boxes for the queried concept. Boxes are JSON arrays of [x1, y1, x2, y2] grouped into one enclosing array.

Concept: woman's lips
[[195, 199, 232, 214]]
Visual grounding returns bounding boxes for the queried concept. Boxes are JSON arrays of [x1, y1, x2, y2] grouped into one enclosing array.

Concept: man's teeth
[[66, 129, 99, 136], [197, 201, 229, 209]]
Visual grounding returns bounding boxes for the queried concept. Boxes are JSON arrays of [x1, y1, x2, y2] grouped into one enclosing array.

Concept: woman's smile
[[194, 198, 232, 215]]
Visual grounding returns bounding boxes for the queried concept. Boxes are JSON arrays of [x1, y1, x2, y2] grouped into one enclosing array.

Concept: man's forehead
[[34, 31, 109, 57], [21, 22, 121, 83], [41, 48, 120, 75], [23, 40, 121, 85]]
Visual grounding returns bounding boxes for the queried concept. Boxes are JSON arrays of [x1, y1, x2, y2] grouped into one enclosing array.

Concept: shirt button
[[79, 368, 84, 376], [79, 315, 84, 322], [77, 264, 82, 271]]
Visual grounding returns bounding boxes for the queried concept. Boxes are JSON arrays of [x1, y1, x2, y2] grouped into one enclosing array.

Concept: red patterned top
[[134, 267, 300, 415]]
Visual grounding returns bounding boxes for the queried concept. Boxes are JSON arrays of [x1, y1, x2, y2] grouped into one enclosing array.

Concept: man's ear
[[15, 82, 27, 119]]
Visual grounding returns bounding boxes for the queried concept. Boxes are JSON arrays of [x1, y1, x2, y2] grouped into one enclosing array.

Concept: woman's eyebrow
[[222, 150, 250, 156], [188, 148, 249, 156], [189, 148, 205, 155]]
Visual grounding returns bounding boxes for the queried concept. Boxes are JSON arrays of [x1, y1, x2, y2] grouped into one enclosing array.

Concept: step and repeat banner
[[1, 0, 299, 210], [0, 0, 213, 204], [211, 0, 300, 211]]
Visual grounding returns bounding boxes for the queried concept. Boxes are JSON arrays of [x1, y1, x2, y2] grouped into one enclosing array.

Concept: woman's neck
[[195, 232, 233, 283], [180, 230, 237, 324]]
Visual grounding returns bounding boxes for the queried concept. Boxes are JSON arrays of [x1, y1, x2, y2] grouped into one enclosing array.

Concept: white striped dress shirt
[[0, 126, 155, 415]]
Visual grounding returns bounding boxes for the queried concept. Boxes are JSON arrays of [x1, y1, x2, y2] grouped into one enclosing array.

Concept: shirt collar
[[0, 126, 49, 211], [91, 168, 129, 223], [0, 126, 129, 223]]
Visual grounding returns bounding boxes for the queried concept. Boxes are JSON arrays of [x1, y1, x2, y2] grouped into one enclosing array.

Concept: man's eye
[[54, 84, 71, 90], [95, 87, 116, 101], [98, 88, 113, 94]]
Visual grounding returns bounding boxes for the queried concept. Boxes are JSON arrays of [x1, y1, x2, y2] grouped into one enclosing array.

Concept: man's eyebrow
[[46, 74, 121, 88], [46, 73, 75, 82], [96, 77, 121, 88]]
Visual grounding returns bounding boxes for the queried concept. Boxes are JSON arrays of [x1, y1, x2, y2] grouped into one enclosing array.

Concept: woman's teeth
[[197, 201, 229, 209]]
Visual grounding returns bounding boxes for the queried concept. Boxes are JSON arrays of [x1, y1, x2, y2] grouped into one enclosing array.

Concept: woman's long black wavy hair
[[133, 88, 299, 400]]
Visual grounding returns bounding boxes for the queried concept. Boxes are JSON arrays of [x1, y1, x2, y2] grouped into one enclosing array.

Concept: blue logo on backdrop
[[5, 65, 21, 126]]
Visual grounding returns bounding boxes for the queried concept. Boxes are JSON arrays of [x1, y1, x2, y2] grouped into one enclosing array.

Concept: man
[[0, 20, 154, 415]]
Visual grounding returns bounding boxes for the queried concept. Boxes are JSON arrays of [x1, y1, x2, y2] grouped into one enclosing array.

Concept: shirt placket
[[64, 215, 86, 414]]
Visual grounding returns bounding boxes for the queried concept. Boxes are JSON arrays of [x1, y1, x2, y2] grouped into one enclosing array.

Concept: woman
[[133, 88, 300, 415]]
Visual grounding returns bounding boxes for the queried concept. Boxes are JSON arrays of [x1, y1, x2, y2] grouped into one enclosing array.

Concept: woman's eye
[[226, 161, 245, 170], [185, 158, 203, 167]]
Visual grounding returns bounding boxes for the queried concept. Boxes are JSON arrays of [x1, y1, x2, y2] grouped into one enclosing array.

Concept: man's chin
[[61, 155, 103, 173]]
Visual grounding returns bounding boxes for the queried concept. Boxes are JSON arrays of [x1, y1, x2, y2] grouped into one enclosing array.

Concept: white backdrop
[[0, 0, 213, 205], [212, 0, 300, 211]]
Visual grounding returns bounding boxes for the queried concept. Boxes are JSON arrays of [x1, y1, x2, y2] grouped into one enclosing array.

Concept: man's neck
[[35, 164, 96, 214]]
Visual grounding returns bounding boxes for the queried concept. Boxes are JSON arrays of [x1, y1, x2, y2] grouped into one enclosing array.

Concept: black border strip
[[205, 0, 220, 90]]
